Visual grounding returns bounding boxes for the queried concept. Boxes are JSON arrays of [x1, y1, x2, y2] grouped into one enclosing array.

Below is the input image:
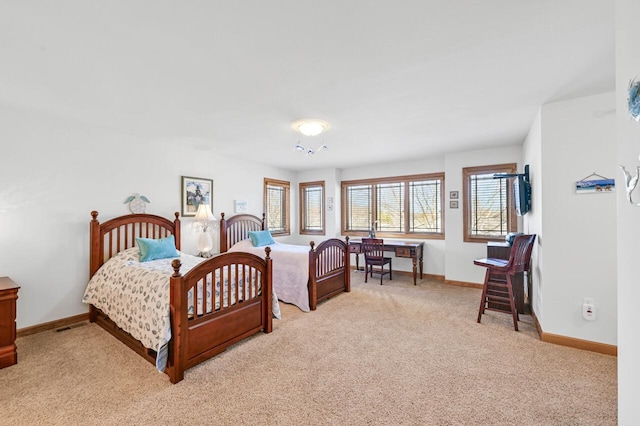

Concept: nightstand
[[0, 277, 20, 368]]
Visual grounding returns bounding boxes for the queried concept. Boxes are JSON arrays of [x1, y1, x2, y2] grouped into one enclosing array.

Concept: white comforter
[[228, 240, 311, 312]]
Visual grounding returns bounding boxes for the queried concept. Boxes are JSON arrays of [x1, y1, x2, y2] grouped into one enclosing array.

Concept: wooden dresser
[[0, 277, 20, 368]]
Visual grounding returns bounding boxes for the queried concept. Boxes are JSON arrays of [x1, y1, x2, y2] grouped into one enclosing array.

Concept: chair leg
[[389, 259, 392, 281], [477, 269, 490, 323], [506, 275, 519, 331], [379, 265, 383, 285], [364, 264, 369, 283]]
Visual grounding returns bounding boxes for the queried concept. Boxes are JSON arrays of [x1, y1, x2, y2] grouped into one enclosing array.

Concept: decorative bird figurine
[[618, 165, 640, 204], [124, 193, 151, 214]]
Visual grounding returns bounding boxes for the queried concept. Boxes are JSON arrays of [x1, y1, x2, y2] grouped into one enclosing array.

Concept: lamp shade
[[194, 204, 217, 222]]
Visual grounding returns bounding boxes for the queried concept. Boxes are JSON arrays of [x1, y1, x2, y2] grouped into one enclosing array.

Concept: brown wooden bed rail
[[89, 210, 181, 277], [219, 212, 265, 252], [308, 237, 350, 310], [88, 211, 272, 384], [168, 249, 272, 382]]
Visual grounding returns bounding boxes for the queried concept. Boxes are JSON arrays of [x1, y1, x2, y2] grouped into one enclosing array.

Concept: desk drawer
[[349, 244, 361, 254], [395, 247, 412, 258]]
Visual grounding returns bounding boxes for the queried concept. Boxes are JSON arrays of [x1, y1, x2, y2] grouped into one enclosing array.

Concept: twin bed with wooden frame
[[85, 210, 350, 383], [219, 212, 351, 311], [86, 211, 273, 384]]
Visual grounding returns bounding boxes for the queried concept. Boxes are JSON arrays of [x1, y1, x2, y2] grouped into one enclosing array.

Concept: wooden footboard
[[220, 212, 351, 311], [308, 237, 350, 310], [167, 250, 272, 383]]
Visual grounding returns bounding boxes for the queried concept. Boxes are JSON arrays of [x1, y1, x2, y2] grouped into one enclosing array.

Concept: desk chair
[[362, 238, 392, 285], [474, 234, 536, 331]]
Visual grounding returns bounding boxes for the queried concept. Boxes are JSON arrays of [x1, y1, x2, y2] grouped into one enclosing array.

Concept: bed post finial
[[264, 246, 271, 259], [220, 212, 225, 220], [174, 212, 180, 220], [310, 241, 315, 252], [345, 236, 349, 244], [91, 211, 98, 221], [171, 259, 182, 277]]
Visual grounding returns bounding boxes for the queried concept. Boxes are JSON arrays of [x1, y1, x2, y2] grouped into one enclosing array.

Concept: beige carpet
[[0, 272, 617, 425]]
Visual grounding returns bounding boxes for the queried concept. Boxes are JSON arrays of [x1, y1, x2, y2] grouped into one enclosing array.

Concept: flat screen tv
[[514, 174, 531, 216]]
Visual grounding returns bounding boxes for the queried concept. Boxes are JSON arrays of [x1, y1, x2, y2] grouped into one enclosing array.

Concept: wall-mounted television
[[514, 173, 531, 216], [493, 164, 532, 216]]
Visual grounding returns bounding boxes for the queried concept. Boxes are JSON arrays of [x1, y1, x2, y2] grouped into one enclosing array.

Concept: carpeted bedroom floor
[[0, 271, 617, 425]]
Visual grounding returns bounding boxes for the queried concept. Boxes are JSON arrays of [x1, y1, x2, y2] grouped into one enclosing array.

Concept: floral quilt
[[82, 247, 279, 373]]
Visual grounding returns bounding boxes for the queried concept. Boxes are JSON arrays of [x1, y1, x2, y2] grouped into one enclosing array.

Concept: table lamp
[[193, 204, 217, 257]]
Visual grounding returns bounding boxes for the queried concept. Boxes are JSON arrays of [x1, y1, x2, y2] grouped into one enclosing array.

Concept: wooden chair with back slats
[[361, 238, 393, 285], [474, 234, 536, 331]]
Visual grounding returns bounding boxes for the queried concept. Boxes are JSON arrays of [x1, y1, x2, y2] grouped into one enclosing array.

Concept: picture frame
[[449, 191, 459, 199], [234, 199, 248, 213], [575, 178, 615, 194], [181, 176, 213, 217], [450, 200, 459, 209]]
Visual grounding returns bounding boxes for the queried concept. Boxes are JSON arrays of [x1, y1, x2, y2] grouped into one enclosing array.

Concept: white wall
[[535, 92, 617, 345], [615, 0, 640, 421], [443, 145, 523, 283], [0, 106, 295, 329], [522, 109, 543, 317]]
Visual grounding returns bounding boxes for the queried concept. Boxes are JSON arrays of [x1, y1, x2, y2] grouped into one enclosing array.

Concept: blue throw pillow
[[248, 230, 275, 247], [136, 235, 179, 262]]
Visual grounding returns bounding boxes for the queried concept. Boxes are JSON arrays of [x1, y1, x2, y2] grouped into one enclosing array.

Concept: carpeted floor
[[0, 272, 617, 425]]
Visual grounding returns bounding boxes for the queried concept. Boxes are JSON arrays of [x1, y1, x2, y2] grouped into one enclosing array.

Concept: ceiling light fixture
[[291, 118, 330, 156]]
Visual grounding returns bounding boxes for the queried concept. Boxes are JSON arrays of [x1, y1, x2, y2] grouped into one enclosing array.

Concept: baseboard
[[531, 311, 617, 356], [17, 313, 90, 338], [540, 332, 617, 356], [424, 273, 445, 281], [350, 266, 444, 281], [444, 279, 483, 289]]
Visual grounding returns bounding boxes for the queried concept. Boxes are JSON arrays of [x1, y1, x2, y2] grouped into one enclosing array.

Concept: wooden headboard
[[219, 212, 265, 253], [89, 211, 181, 278]]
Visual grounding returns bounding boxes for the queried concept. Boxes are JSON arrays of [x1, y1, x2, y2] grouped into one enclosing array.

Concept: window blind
[[469, 173, 508, 236], [409, 180, 441, 233], [346, 185, 372, 231], [303, 185, 323, 231], [266, 184, 286, 232]]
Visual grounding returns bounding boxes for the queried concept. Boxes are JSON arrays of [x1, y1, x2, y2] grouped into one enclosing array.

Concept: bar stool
[[474, 234, 536, 331]]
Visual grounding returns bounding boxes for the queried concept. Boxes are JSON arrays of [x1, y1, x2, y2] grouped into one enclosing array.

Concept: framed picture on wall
[[450, 191, 459, 199], [181, 176, 213, 217], [234, 200, 248, 213], [450, 200, 459, 209]]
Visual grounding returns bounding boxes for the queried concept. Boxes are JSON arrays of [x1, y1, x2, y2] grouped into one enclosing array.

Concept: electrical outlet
[[582, 297, 596, 321]]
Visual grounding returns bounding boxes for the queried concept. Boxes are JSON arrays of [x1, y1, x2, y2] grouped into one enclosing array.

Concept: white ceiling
[[0, 1, 614, 172]]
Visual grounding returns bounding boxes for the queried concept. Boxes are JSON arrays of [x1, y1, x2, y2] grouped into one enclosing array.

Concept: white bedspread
[[228, 240, 311, 312]]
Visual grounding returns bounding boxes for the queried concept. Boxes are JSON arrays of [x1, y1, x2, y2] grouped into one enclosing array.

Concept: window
[[299, 181, 325, 235], [341, 173, 444, 238], [264, 178, 290, 236], [463, 163, 517, 242]]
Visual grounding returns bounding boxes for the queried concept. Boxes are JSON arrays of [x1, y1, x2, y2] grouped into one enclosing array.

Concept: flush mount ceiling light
[[291, 118, 331, 156]]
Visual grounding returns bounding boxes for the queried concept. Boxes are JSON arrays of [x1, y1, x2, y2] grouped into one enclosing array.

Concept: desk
[[486, 242, 529, 315], [349, 239, 424, 285]]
